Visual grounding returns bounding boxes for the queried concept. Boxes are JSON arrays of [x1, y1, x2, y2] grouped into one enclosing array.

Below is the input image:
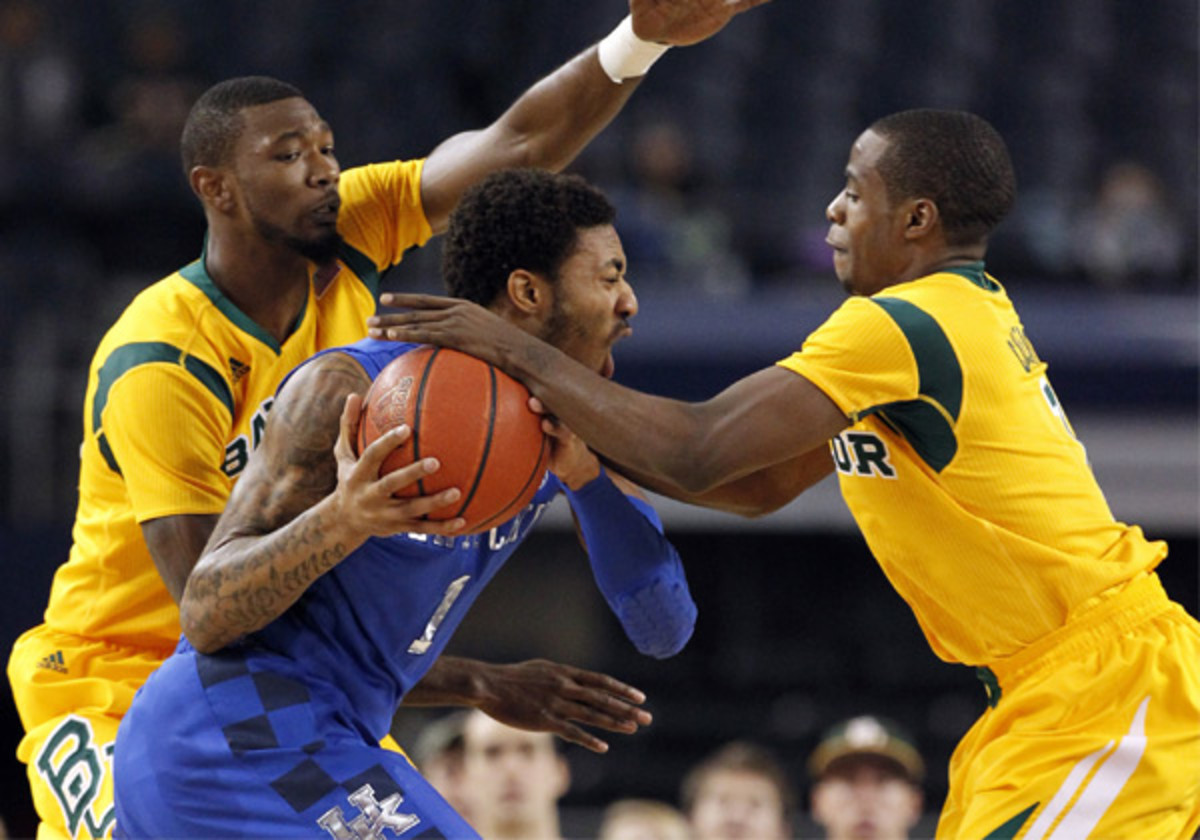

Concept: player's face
[[229, 97, 343, 263], [461, 716, 568, 830], [825, 129, 911, 297], [689, 769, 789, 840], [811, 760, 922, 840], [540, 224, 637, 378]]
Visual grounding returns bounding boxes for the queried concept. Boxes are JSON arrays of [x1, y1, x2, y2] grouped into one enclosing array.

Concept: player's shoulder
[[95, 267, 211, 350], [339, 159, 425, 205], [89, 263, 236, 390]]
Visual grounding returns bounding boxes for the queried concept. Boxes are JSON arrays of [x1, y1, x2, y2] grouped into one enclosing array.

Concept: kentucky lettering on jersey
[[777, 262, 1165, 666]]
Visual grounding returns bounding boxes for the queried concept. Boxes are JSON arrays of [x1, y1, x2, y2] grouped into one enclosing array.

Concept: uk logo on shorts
[[317, 783, 420, 839], [35, 715, 116, 839]]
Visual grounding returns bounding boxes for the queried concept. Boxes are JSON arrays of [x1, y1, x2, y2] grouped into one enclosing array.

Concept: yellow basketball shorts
[[7, 624, 171, 840], [938, 573, 1200, 839]]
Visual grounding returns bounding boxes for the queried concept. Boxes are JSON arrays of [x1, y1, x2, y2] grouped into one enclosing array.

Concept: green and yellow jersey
[[778, 263, 1164, 666], [42, 159, 431, 651]]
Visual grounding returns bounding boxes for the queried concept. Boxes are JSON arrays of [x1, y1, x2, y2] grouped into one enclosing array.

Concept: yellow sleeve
[[101, 362, 232, 522], [337, 159, 433, 271], [775, 296, 920, 419]]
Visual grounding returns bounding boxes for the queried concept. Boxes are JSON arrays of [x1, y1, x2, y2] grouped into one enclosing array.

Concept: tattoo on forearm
[[184, 355, 369, 645], [190, 506, 349, 642]]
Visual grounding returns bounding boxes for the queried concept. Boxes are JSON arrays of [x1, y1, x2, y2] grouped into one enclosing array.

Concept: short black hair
[[869, 109, 1016, 246], [442, 168, 616, 305], [180, 76, 303, 176]]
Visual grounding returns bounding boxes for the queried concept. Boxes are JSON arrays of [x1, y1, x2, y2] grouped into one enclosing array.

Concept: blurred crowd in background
[[0, 0, 1195, 300]]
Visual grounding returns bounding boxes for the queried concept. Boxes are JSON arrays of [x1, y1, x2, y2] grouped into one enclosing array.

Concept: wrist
[[563, 465, 609, 496], [557, 460, 603, 492], [597, 15, 670, 84]]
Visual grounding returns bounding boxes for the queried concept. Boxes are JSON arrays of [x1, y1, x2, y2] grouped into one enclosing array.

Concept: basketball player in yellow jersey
[[378, 109, 1200, 839], [7, 4, 773, 836]]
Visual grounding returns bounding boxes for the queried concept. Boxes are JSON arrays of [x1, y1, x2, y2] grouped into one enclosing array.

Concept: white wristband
[[597, 15, 670, 84]]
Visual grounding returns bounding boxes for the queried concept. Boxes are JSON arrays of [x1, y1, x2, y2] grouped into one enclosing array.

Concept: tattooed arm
[[179, 352, 465, 654]]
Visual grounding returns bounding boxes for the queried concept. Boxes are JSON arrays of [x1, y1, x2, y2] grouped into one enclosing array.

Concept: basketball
[[355, 346, 550, 535]]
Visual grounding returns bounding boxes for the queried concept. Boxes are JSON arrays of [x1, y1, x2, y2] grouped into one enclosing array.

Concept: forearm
[[568, 470, 696, 658], [179, 495, 361, 653], [496, 47, 642, 172], [604, 447, 836, 517], [506, 339, 723, 492]]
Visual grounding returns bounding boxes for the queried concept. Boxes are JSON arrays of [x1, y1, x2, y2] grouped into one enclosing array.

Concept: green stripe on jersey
[[865, 297, 963, 472], [92, 341, 233, 472], [179, 259, 286, 353], [338, 241, 381, 296], [982, 803, 1039, 839], [943, 260, 1000, 291]]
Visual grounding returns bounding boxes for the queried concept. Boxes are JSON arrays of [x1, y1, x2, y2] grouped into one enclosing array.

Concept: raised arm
[[370, 295, 848, 497], [179, 353, 465, 653], [419, 0, 772, 232]]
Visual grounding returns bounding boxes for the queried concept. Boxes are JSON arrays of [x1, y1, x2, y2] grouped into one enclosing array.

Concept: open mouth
[[312, 196, 341, 225]]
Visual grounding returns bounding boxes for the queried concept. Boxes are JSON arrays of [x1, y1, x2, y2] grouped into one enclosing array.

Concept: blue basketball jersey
[[114, 339, 562, 839], [258, 338, 563, 740]]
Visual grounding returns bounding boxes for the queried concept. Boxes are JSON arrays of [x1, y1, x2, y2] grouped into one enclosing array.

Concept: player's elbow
[[616, 580, 698, 659], [178, 597, 233, 655]]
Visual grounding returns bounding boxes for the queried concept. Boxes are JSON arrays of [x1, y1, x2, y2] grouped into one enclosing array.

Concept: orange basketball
[[355, 346, 550, 535]]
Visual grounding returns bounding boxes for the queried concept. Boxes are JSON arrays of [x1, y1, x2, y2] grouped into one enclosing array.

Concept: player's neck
[[204, 231, 311, 344]]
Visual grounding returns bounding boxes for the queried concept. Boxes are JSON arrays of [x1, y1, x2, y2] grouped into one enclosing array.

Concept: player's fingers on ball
[[358, 426, 411, 475], [333, 395, 360, 456], [391, 486, 462, 515], [376, 457, 441, 494]]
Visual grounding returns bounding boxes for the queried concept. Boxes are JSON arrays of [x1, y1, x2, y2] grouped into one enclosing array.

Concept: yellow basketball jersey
[[777, 263, 1165, 666], [42, 160, 431, 651]]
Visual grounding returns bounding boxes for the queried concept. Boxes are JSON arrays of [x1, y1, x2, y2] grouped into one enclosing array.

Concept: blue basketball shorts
[[112, 646, 479, 838]]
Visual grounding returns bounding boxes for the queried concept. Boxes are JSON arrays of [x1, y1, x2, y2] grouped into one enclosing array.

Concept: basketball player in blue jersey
[[112, 169, 697, 839]]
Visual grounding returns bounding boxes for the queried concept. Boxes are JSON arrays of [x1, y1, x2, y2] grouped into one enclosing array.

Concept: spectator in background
[[1072, 160, 1188, 290], [410, 710, 473, 824], [461, 708, 572, 840], [608, 118, 751, 297], [808, 715, 924, 840], [0, 0, 83, 202], [597, 798, 691, 840], [69, 7, 204, 268], [681, 740, 793, 840]]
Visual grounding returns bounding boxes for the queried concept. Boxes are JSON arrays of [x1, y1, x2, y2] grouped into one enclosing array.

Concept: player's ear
[[506, 269, 549, 316], [903, 197, 939, 240], [191, 166, 237, 214]]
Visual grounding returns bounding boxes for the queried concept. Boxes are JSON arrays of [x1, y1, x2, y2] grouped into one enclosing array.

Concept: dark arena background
[[0, 1, 1195, 836]]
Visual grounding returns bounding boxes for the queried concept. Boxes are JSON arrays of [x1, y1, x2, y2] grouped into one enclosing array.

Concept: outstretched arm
[[419, 0, 771, 232], [179, 353, 465, 653], [604, 446, 836, 517], [369, 295, 848, 498]]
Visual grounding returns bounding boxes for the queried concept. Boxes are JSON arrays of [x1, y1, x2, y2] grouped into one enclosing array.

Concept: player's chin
[[600, 352, 615, 379]]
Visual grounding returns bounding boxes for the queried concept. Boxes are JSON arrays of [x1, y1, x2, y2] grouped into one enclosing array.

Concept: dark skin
[[183, 222, 657, 752], [138, 0, 768, 737], [366, 129, 988, 506]]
